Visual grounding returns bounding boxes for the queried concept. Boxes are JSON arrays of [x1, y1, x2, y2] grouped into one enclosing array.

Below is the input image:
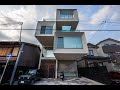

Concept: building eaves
[[96, 38, 120, 45]]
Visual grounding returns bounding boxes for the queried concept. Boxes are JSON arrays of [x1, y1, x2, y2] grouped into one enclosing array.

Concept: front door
[[40, 60, 55, 78]]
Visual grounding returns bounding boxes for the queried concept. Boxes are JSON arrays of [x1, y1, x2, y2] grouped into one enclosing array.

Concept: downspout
[[9, 43, 24, 85], [55, 59, 58, 78], [38, 46, 43, 69]]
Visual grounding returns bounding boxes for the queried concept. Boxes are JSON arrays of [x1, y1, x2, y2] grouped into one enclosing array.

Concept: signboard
[[6, 53, 12, 60]]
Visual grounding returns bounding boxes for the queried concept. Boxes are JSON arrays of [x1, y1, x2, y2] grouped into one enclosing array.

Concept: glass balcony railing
[[56, 30, 81, 32], [43, 49, 55, 57]]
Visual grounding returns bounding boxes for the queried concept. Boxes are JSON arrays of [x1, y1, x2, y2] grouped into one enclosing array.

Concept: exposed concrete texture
[[54, 32, 88, 60], [58, 60, 78, 77]]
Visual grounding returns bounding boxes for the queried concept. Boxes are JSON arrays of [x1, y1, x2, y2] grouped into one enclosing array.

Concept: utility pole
[[18, 22, 23, 42]]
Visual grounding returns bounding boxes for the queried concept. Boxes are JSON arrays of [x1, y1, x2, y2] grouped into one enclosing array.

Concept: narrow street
[[34, 77, 104, 85]]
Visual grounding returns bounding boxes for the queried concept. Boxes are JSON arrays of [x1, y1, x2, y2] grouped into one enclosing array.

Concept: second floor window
[[40, 26, 53, 34], [57, 36, 83, 48], [60, 10, 73, 19], [89, 50, 94, 56]]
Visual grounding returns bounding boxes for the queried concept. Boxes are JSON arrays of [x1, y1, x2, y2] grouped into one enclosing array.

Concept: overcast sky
[[0, 5, 120, 46]]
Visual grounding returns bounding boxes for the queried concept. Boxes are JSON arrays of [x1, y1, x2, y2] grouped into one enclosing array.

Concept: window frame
[[59, 10, 74, 19], [57, 36, 83, 49], [40, 26, 53, 34], [89, 50, 94, 56]]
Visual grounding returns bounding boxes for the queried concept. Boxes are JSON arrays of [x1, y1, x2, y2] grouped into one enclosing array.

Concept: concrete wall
[[54, 32, 88, 54], [56, 9, 79, 21], [35, 21, 56, 36], [77, 60, 86, 68], [103, 62, 114, 72], [58, 60, 78, 77], [97, 40, 120, 57]]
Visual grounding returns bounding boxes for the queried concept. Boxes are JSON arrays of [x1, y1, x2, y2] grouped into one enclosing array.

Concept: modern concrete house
[[35, 9, 88, 78]]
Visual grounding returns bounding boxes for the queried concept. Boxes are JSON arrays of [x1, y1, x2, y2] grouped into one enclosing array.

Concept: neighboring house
[[78, 38, 120, 72], [0, 41, 41, 84], [78, 43, 113, 72], [35, 9, 88, 78], [96, 38, 120, 64]]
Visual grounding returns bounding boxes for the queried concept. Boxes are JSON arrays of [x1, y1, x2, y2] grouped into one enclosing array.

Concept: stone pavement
[[34, 77, 104, 85]]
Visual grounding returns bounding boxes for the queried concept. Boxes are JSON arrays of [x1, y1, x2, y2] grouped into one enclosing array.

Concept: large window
[[60, 10, 73, 19], [40, 26, 53, 34], [57, 37, 83, 48]]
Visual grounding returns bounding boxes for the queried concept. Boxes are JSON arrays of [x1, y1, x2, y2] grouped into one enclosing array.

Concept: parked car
[[109, 70, 120, 84], [16, 69, 41, 85]]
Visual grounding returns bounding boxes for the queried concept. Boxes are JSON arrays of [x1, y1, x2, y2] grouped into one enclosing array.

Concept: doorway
[[40, 60, 56, 78]]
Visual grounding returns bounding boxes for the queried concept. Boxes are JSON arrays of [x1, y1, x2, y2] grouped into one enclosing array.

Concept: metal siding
[[18, 44, 40, 68]]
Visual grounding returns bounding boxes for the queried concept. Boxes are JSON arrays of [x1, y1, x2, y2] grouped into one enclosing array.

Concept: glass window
[[57, 37, 83, 48], [62, 26, 71, 31], [43, 47, 55, 57], [57, 37, 64, 48], [40, 26, 53, 34], [89, 50, 94, 56], [60, 10, 73, 19]]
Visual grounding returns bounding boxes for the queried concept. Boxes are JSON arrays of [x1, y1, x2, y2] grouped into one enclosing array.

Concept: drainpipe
[[38, 47, 43, 69], [55, 59, 58, 78], [9, 43, 24, 85]]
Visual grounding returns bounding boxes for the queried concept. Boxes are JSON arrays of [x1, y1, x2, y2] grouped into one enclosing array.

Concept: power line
[[88, 21, 106, 43], [0, 29, 120, 31]]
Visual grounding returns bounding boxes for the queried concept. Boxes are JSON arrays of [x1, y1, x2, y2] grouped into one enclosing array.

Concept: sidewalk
[[34, 77, 104, 85]]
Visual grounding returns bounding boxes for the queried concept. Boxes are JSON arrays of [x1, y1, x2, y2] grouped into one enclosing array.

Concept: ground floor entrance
[[57, 60, 78, 78], [40, 60, 56, 78], [39, 60, 78, 78]]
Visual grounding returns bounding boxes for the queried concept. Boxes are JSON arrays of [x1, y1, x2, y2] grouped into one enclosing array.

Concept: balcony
[[35, 21, 56, 47], [56, 9, 79, 31], [41, 47, 56, 60], [53, 32, 88, 60]]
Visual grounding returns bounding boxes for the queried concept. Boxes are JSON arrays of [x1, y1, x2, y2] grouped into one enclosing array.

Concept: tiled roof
[[96, 38, 120, 45], [87, 43, 99, 48]]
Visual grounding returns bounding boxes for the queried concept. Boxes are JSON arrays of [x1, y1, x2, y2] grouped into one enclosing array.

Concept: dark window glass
[[40, 26, 46, 34], [40, 26, 53, 34], [60, 10, 73, 19]]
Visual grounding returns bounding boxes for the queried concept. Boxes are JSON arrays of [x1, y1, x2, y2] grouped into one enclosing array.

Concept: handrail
[[36, 29, 81, 32]]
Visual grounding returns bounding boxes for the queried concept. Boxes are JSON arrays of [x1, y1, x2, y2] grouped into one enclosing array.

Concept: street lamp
[[18, 22, 23, 42]]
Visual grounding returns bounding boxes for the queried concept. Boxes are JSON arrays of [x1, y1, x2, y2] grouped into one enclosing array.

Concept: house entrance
[[40, 60, 56, 78]]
